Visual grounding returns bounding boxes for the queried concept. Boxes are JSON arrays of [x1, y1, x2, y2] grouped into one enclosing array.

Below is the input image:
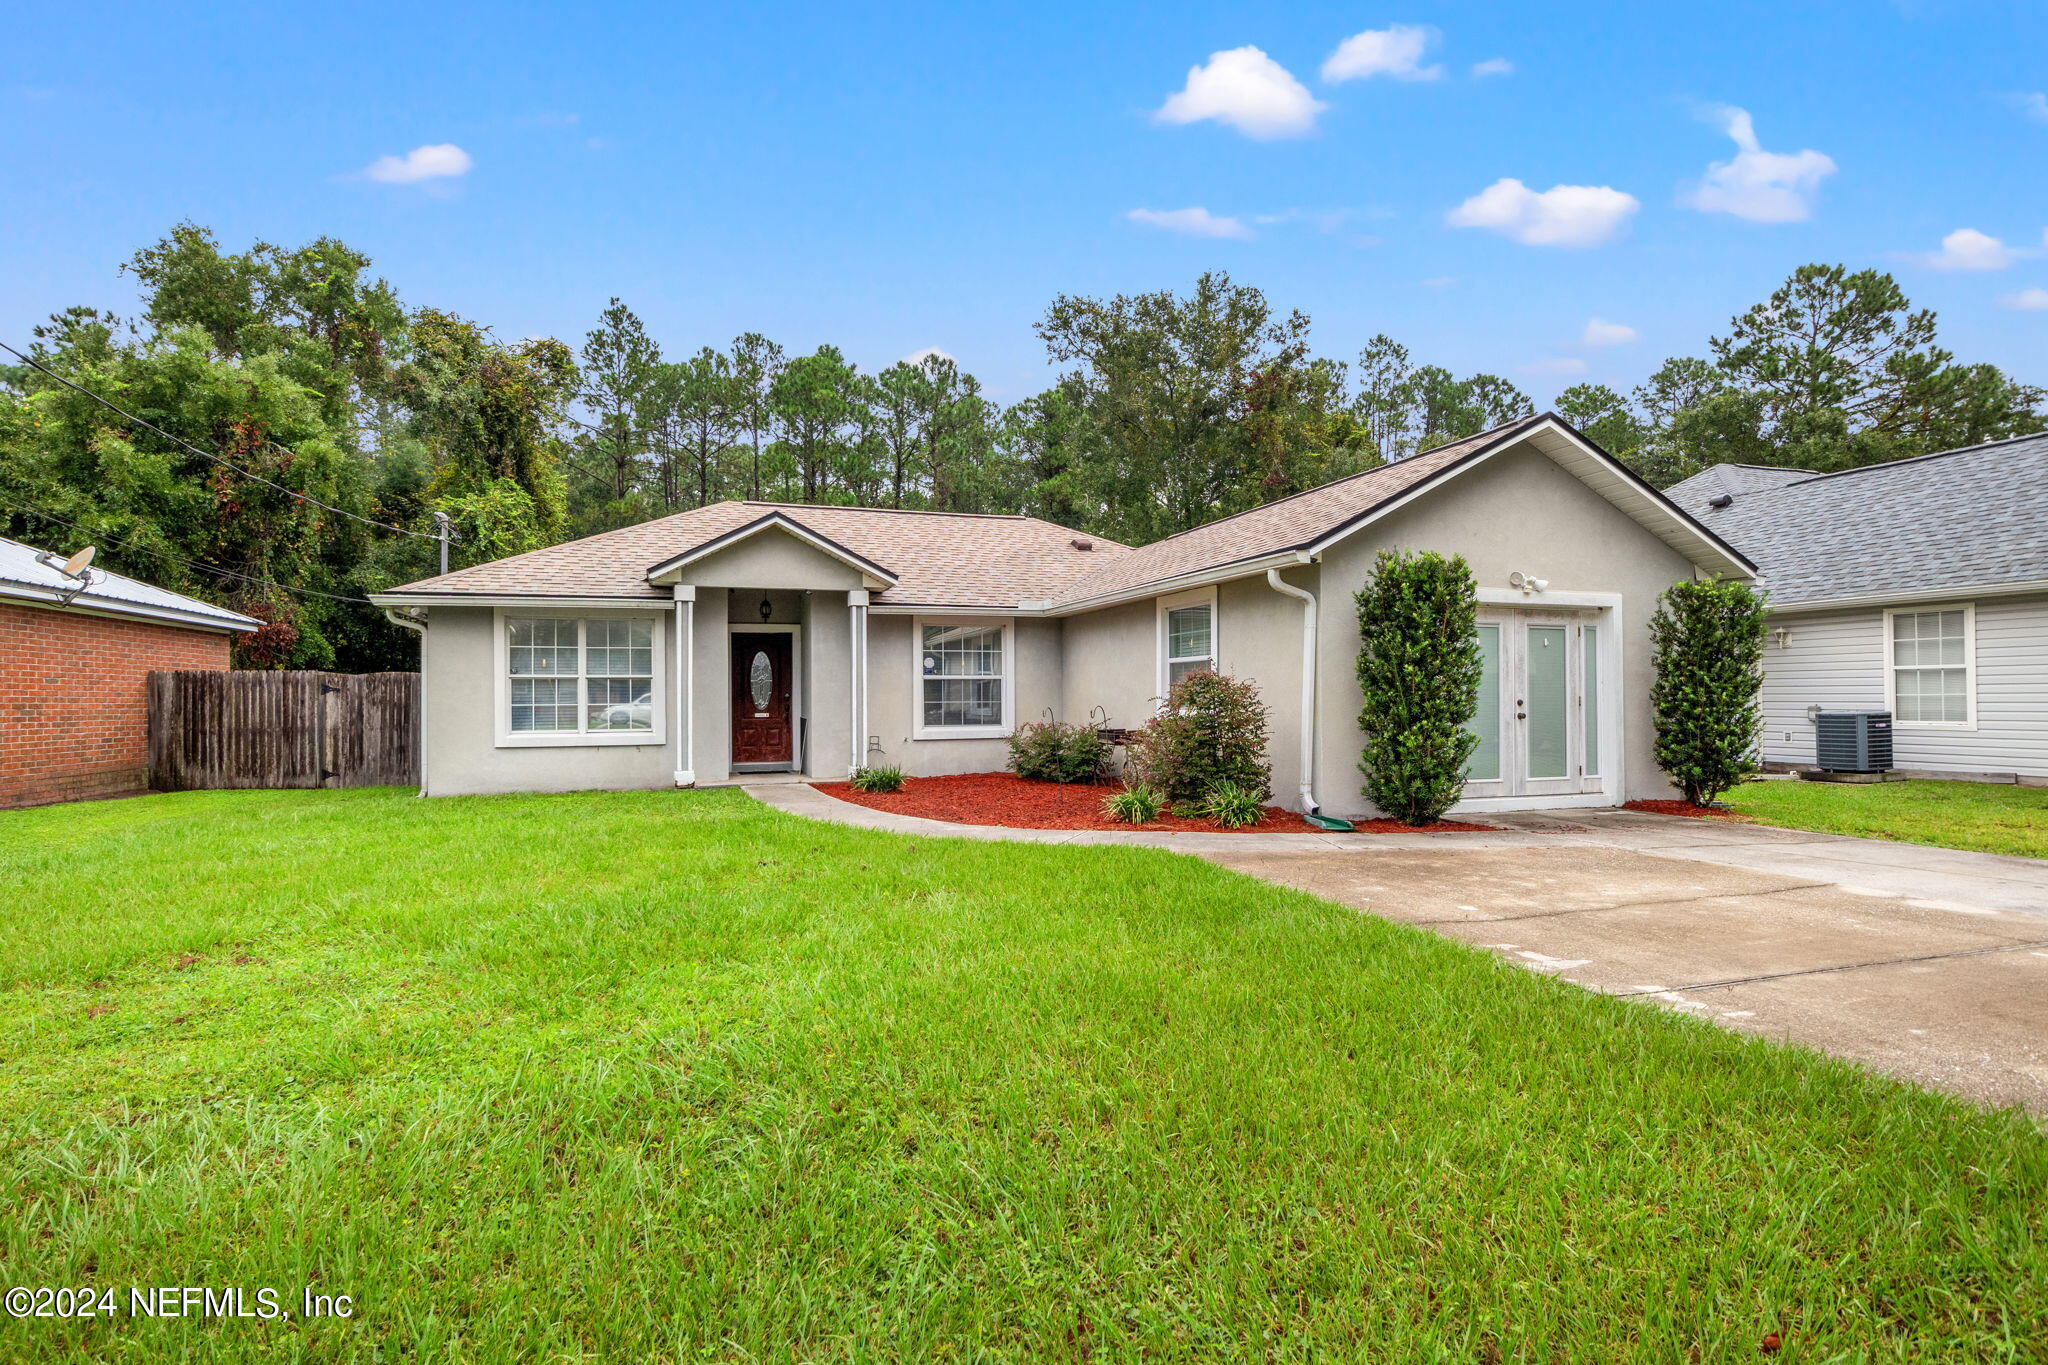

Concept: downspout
[[383, 607, 429, 798], [1264, 567, 1321, 814]]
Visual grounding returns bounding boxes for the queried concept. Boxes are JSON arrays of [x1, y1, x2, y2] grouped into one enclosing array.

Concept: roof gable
[[645, 512, 898, 590], [1046, 415, 1755, 610]]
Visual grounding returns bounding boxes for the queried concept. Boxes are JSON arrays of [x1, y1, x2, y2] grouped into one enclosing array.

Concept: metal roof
[[0, 535, 261, 632]]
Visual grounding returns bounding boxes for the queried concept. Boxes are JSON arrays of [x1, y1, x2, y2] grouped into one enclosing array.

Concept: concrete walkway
[[743, 783, 2048, 1113]]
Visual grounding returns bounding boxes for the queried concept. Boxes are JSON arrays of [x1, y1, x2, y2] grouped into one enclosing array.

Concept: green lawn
[[2, 789, 2045, 1362], [1724, 778, 2048, 859]]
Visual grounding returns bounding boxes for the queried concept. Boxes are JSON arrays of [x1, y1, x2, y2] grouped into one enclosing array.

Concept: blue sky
[[4, 1, 2044, 404]]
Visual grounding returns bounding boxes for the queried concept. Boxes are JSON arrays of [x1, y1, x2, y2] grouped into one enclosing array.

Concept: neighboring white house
[[1667, 432, 2048, 784], [372, 414, 1756, 819]]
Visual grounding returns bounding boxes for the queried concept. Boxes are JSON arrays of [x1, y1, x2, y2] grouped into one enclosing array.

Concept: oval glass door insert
[[749, 649, 772, 715]]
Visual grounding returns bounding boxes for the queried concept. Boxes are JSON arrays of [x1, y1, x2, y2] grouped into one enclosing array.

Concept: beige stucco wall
[[1315, 442, 1699, 816], [865, 615, 1064, 776], [420, 605, 677, 797], [1056, 572, 1316, 801]]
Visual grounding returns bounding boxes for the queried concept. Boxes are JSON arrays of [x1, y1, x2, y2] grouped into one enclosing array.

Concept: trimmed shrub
[[1354, 549, 1483, 826], [1201, 781, 1266, 829], [1125, 671, 1272, 807], [1006, 720, 1111, 783], [1101, 785, 1163, 824], [848, 764, 905, 794], [1649, 578, 1768, 805]]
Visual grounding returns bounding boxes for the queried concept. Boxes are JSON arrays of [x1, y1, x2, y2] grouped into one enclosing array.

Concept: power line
[[0, 495, 380, 606], [0, 339, 439, 542]]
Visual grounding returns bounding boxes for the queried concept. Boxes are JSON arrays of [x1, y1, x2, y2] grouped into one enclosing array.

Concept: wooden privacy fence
[[148, 670, 419, 791]]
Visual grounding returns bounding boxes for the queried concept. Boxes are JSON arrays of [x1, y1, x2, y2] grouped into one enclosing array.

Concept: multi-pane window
[[508, 617, 654, 736], [1165, 604, 1215, 687], [1890, 608, 1970, 725], [919, 623, 1006, 731]]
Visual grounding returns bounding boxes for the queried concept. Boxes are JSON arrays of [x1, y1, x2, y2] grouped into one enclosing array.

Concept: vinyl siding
[[1762, 593, 2048, 779]]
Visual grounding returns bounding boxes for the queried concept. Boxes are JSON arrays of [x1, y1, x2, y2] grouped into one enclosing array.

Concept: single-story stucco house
[[372, 414, 1756, 819], [1667, 432, 2048, 784]]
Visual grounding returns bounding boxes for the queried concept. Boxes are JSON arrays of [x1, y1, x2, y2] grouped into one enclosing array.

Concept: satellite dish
[[61, 545, 96, 578]]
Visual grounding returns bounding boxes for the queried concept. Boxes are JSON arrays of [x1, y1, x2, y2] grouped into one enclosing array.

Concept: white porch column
[[672, 584, 696, 786], [848, 589, 870, 775]]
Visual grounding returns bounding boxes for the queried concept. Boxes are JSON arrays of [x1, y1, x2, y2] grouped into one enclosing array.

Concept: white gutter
[[1265, 566, 1322, 815], [382, 608, 430, 798], [1766, 577, 2048, 614]]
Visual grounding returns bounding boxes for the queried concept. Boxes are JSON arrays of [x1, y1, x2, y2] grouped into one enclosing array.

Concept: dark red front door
[[731, 633, 794, 767]]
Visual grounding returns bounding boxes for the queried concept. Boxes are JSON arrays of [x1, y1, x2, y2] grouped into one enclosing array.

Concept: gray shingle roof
[[0, 535, 260, 630], [1665, 433, 2048, 606]]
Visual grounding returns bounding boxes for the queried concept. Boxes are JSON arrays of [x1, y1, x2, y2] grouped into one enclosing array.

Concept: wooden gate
[[148, 670, 419, 791]]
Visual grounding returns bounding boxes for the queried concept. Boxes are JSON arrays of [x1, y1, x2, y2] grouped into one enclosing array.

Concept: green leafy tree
[[1353, 550, 1482, 825], [579, 298, 660, 502], [729, 332, 784, 501], [1648, 578, 1769, 805], [1631, 265, 2044, 484], [1034, 272, 1332, 541], [400, 308, 577, 538], [769, 345, 859, 503], [1555, 383, 1648, 462]]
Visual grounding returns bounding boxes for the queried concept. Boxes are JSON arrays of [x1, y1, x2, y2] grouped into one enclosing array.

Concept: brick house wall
[[0, 601, 233, 810]]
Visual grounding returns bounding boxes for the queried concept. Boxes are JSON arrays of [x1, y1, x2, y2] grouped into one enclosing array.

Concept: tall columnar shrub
[[1354, 550, 1482, 825], [1125, 671, 1272, 805], [1649, 578, 1769, 806]]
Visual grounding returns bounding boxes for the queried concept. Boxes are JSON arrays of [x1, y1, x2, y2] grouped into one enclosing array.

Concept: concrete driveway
[[1205, 811, 2048, 1115]]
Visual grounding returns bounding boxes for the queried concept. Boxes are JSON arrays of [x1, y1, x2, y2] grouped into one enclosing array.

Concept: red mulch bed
[[815, 772, 1495, 834], [1623, 799, 1740, 820]]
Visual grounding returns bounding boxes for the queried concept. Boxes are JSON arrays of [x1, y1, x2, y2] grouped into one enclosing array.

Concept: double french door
[[1464, 611, 1604, 801]]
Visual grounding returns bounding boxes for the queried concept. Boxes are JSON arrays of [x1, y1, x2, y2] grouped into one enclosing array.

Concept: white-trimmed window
[[1157, 587, 1217, 697], [498, 613, 664, 746], [1886, 605, 1974, 728], [914, 618, 1012, 738]]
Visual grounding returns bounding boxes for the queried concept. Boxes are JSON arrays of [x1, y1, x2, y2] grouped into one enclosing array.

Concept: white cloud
[[1446, 178, 1640, 247], [1322, 25, 1442, 83], [1125, 207, 1256, 240], [1470, 58, 1514, 78], [1919, 228, 2020, 271], [1525, 357, 1589, 378], [2000, 287, 2048, 311], [2012, 92, 2048, 123], [1581, 318, 1639, 346], [362, 143, 473, 184], [1419, 275, 1459, 289], [1155, 47, 1324, 139], [1681, 107, 1835, 222], [901, 347, 957, 366]]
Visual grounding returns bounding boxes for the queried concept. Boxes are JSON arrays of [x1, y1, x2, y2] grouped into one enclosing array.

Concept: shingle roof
[[0, 535, 260, 630], [386, 413, 1732, 611], [1044, 417, 1546, 606], [387, 501, 1131, 608], [1665, 433, 2048, 606]]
